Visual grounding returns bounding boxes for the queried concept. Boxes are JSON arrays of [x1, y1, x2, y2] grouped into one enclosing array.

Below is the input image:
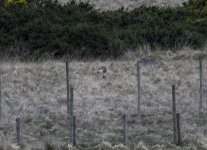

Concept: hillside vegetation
[[0, 0, 207, 60], [1, 0, 207, 149]]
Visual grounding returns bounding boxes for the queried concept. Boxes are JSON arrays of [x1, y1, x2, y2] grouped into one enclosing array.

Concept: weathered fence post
[[66, 60, 70, 116], [123, 115, 127, 146], [172, 85, 177, 144], [199, 58, 203, 112], [137, 61, 141, 115], [0, 78, 2, 119], [16, 118, 21, 146], [70, 87, 74, 143], [73, 116, 77, 146], [66, 60, 73, 142], [176, 113, 182, 146]]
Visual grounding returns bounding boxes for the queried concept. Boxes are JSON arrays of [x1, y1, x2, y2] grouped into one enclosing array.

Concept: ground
[[0, 48, 207, 149]]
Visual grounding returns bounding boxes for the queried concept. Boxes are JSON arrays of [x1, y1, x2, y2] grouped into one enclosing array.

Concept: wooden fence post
[[66, 60, 73, 143], [176, 113, 182, 146], [70, 87, 74, 143], [16, 118, 21, 146], [199, 58, 203, 112], [73, 116, 77, 146], [172, 85, 177, 144], [66, 61, 70, 116], [0, 78, 2, 119], [137, 61, 141, 115], [123, 115, 127, 146]]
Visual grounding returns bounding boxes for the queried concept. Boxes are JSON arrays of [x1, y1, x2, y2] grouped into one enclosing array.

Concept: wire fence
[[0, 58, 206, 149]]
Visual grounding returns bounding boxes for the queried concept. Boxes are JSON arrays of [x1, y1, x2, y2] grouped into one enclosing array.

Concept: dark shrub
[[0, 0, 206, 60]]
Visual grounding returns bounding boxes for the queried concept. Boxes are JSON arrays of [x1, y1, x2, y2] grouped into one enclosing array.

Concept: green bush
[[0, 0, 206, 60]]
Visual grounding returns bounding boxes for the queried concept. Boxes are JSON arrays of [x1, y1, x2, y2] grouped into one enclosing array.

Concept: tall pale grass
[[0, 48, 206, 149], [59, 0, 188, 10]]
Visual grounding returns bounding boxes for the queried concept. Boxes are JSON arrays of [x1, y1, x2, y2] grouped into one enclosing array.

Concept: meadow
[[0, 0, 207, 149], [0, 49, 207, 149]]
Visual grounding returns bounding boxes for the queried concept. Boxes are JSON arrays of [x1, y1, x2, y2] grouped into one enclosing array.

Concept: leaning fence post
[[137, 61, 141, 115], [199, 58, 203, 112], [16, 118, 21, 146], [172, 85, 177, 144], [73, 116, 77, 146], [123, 115, 127, 146], [176, 113, 182, 146], [70, 87, 74, 144]]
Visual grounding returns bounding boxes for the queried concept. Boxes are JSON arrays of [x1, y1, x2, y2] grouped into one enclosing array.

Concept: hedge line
[[0, 0, 207, 60]]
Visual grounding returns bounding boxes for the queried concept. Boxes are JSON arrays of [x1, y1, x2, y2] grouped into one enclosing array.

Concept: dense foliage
[[0, 0, 206, 60]]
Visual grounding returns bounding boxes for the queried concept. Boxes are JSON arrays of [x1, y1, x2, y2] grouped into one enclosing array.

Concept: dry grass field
[[59, 0, 188, 10], [0, 1, 206, 149], [0, 48, 207, 149]]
